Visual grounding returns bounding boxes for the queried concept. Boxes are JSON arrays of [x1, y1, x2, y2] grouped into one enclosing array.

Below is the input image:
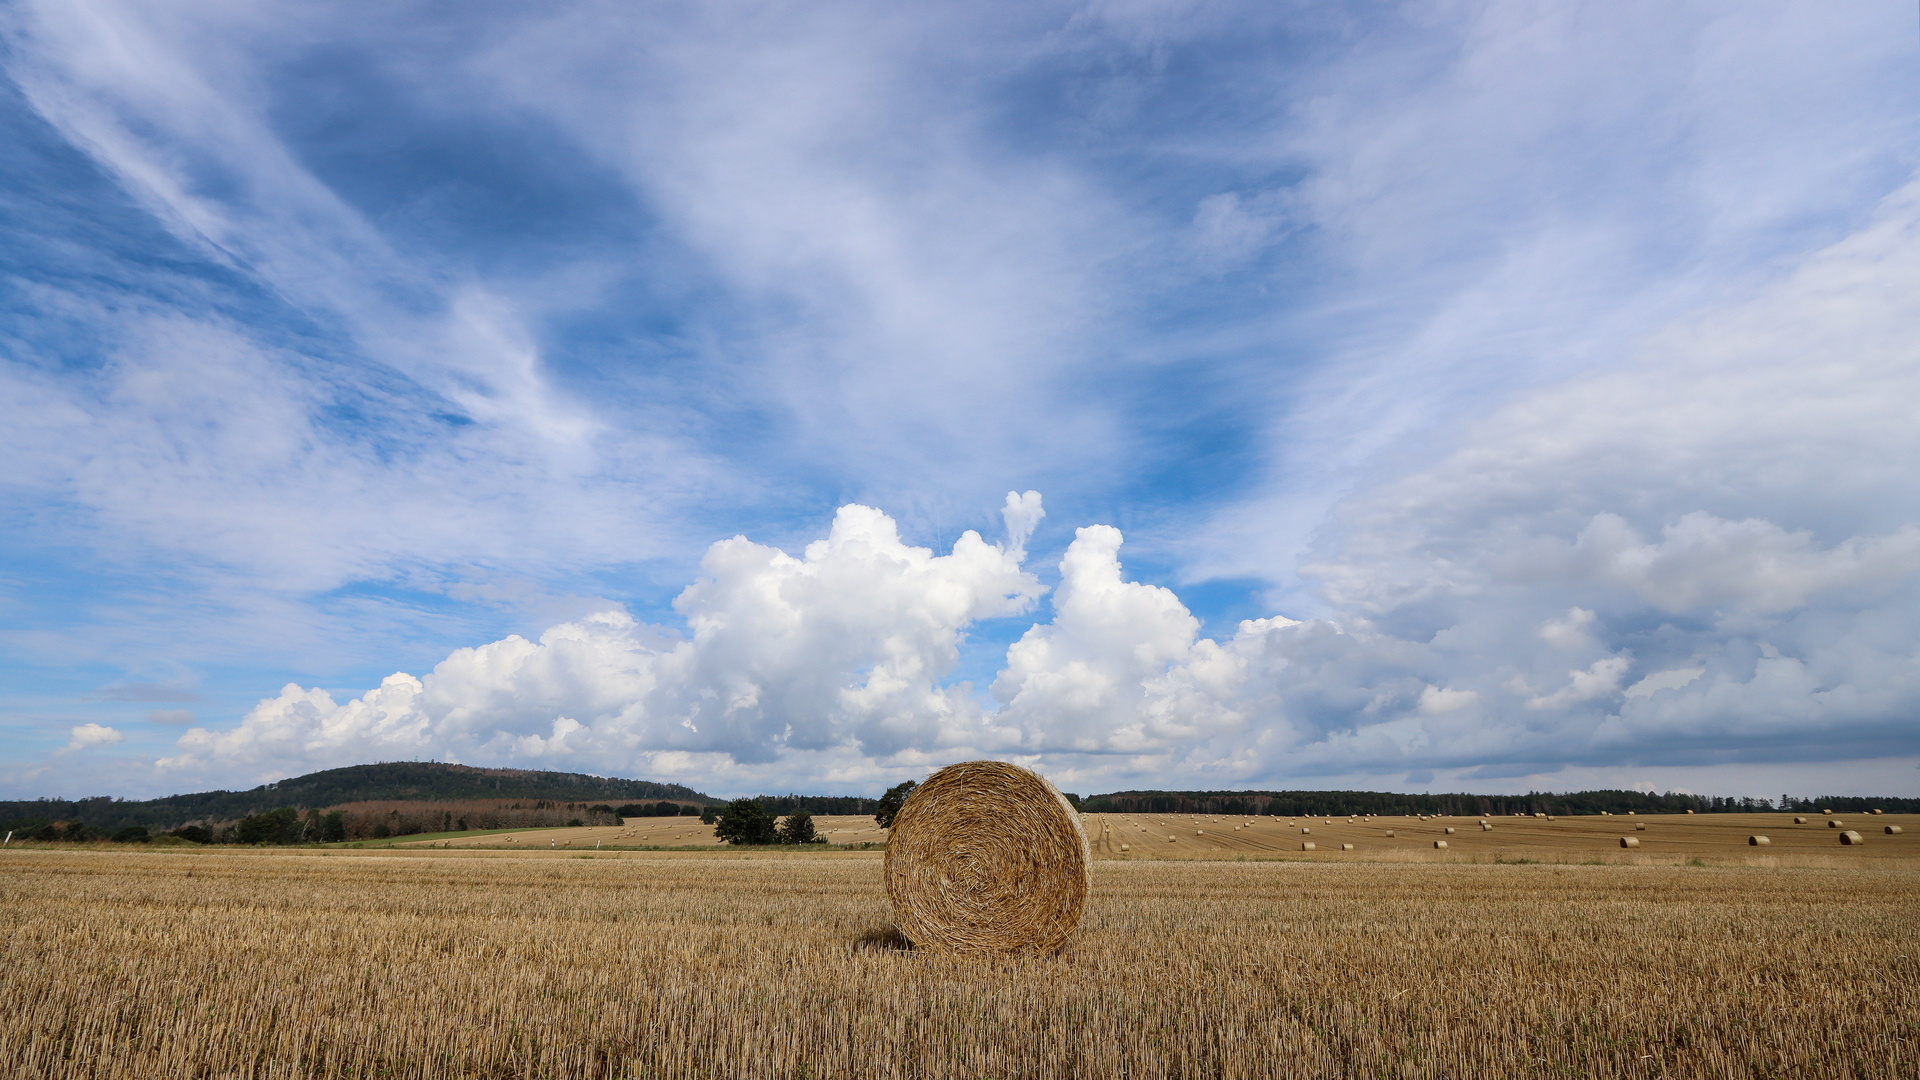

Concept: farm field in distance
[[4, 818, 1917, 1079]]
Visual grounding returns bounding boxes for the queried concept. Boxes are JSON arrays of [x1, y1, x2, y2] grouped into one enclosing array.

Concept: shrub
[[372, 823, 391, 839], [62, 821, 95, 843], [714, 799, 777, 845], [699, 806, 718, 825], [875, 780, 918, 829], [168, 825, 212, 845], [111, 826, 151, 843], [681, 803, 702, 816]]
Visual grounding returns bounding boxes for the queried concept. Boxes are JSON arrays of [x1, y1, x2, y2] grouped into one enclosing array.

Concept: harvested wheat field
[[4, 846, 1917, 1079]]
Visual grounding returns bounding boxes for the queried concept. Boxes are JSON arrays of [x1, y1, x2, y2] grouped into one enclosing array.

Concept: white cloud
[[1624, 668, 1704, 700], [160, 503, 1044, 788], [66, 723, 123, 749]]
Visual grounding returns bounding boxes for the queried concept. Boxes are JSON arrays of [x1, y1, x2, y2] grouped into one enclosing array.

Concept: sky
[[3, 1, 1918, 802]]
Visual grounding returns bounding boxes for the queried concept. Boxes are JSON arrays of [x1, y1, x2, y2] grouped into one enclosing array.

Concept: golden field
[[4, 826, 1917, 1079]]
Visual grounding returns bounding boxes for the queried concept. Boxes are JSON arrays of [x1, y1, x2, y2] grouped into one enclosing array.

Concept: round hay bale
[[1871, 808, 1883, 815], [1749, 835, 1769, 846], [1839, 830, 1864, 846], [1481, 823, 1493, 831], [1828, 819, 1843, 828], [1635, 822, 1647, 831], [1620, 836, 1640, 848], [883, 760, 1090, 956], [1120, 843, 1130, 851], [1384, 830, 1395, 838], [1885, 825, 1903, 835], [1340, 843, 1354, 851], [1794, 817, 1808, 824], [1301, 841, 1316, 851], [1822, 809, 1832, 815], [1444, 827, 1456, 835], [1433, 840, 1448, 849], [1301, 827, 1311, 834]]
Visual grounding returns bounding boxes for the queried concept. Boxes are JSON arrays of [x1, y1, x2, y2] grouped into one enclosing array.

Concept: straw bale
[[1384, 830, 1395, 838], [1301, 841, 1316, 851], [1886, 826, 1904, 835], [1340, 843, 1354, 851], [1444, 827, 1456, 834], [1828, 820, 1843, 828], [1120, 843, 1130, 851], [1794, 817, 1808, 824], [1481, 823, 1493, 831], [1301, 827, 1311, 834], [883, 760, 1090, 956], [1620, 837, 1639, 848], [1748, 835, 1769, 846], [1433, 840, 1448, 849], [1839, 830, 1864, 846], [1871, 809, 1883, 815], [1823, 809, 1832, 815], [1635, 822, 1646, 830]]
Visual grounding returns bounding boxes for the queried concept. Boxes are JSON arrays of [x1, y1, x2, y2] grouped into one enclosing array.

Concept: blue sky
[[4, 2, 1918, 800]]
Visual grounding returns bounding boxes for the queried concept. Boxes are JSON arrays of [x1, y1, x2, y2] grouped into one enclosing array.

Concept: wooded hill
[[0, 762, 717, 834]]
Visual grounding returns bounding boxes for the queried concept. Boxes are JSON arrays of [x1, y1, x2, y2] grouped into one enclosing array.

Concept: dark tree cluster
[[613, 800, 704, 819], [712, 800, 825, 845]]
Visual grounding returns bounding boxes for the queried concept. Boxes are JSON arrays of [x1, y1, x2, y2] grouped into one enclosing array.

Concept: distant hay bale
[[1384, 830, 1395, 838], [1839, 830, 1864, 846], [1886, 826, 1904, 835], [1120, 843, 1130, 851], [1444, 827, 1456, 834], [1168, 836, 1176, 842], [883, 760, 1090, 957], [1301, 827, 1311, 834], [1871, 809, 1883, 815], [1685, 810, 1694, 814], [1340, 843, 1354, 851], [1794, 817, 1808, 824], [1481, 823, 1493, 831], [1620, 837, 1640, 848], [1195, 830, 1204, 836], [1828, 820, 1843, 828], [1823, 809, 1832, 815], [1301, 841, 1316, 851], [1749, 835, 1769, 846], [1635, 823, 1647, 831], [1433, 840, 1448, 849]]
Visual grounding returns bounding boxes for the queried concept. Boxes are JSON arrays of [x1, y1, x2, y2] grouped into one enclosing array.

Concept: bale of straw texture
[[1384, 830, 1395, 837], [1620, 836, 1640, 848], [1301, 827, 1311, 834], [1840, 830, 1864, 846], [1823, 809, 1833, 815], [1481, 823, 1493, 831], [1301, 841, 1316, 851], [1433, 840, 1448, 849], [1829, 820, 1843, 828], [1635, 822, 1647, 830], [1749, 835, 1769, 846], [1886, 825, 1904, 835], [1871, 808, 1883, 815], [1444, 827, 1456, 834], [1795, 817, 1808, 824], [1341, 843, 1354, 851], [1120, 843, 1130, 851], [883, 760, 1090, 956]]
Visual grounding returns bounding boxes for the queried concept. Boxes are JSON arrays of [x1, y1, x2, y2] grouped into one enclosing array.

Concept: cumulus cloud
[[66, 723, 123, 750], [160, 502, 1045, 787]]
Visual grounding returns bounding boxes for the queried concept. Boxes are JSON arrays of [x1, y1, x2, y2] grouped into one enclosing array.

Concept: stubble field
[[3, 822, 1917, 1079]]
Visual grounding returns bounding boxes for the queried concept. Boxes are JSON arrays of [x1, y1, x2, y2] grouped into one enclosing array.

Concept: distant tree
[[111, 825, 151, 843], [320, 812, 346, 843], [681, 803, 701, 816], [372, 823, 391, 839], [566, 818, 584, 827], [235, 808, 300, 845], [169, 825, 211, 844], [714, 799, 777, 845], [777, 810, 822, 845], [656, 800, 679, 817], [699, 805, 718, 825], [61, 821, 95, 843], [27, 823, 57, 842], [1062, 792, 1083, 812], [875, 780, 918, 829]]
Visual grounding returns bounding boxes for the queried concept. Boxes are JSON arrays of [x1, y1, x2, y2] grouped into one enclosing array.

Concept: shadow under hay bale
[[852, 925, 915, 953], [884, 760, 1090, 957]]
